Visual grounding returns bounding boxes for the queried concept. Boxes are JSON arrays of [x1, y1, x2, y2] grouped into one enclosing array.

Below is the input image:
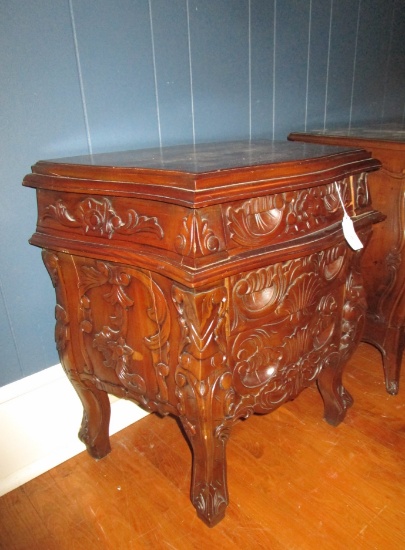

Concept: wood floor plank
[[19, 471, 104, 550], [1, 342, 404, 549], [0, 486, 53, 550]]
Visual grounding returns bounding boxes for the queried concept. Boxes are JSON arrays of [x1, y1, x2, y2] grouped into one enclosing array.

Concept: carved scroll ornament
[[340, 255, 367, 360], [175, 211, 220, 256], [172, 285, 231, 430], [354, 172, 370, 209], [228, 244, 349, 419], [42, 251, 70, 353], [42, 197, 164, 240], [231, 292, 340, 419]]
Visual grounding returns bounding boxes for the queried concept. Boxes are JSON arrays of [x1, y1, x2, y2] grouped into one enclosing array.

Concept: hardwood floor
[[1, 342, 404, 550]]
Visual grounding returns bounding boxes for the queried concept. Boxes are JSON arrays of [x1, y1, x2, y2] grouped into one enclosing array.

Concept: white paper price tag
[[335, 182, 363, 251], [341, 212, 363, 250]]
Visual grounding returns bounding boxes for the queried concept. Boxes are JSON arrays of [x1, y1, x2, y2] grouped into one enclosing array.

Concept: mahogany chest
[[24, 140, 381, 526], [289, 128, 405, 395]]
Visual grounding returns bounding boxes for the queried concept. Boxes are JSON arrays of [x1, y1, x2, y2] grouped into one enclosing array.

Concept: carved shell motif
[[231, 244, 346, 330], [227, 181, 347, 248], [228, 244, 349, 419]]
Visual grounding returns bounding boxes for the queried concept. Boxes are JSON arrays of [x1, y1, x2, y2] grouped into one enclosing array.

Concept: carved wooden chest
[[289, 128, 405, 395], [24, 140, 381, 526]]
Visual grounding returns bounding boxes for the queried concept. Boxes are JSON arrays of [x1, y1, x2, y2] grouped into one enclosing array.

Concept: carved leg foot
[[180, 418, 230, 527], [317, 353, 353, 427], [172, 283, 232, 526], [70, 378, 112, 459], [382, 326, 404, 396], [42, 250, 112, 458]]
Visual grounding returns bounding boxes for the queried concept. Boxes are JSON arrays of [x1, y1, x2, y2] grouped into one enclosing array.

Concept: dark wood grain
[[24, 140, 378, 207]]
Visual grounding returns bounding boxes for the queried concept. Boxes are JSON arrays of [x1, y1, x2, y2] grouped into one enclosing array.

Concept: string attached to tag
[[335, 182, 363, 251]]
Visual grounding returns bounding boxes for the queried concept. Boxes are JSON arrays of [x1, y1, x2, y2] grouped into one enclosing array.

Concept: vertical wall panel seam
[[348, 0, 361, 130], [148, 0, 162, 148], [186, 0, 196, 145], [68, 0, 93, 155], [248, 0, 252, 140], [0, 274, 23, 380], [304, 0, 312, 131], [272, 0, 277, 140], [399, 4, 405, 127], [402, 95, 405, 127], [323, 0, 333, 130], [381, 0, 396, 123]]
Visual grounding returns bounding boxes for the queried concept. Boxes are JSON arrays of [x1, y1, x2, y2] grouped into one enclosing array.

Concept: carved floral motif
[[42, 250, 60, 287], [42, 197, 164, 240], [78, 260, 170, 404]]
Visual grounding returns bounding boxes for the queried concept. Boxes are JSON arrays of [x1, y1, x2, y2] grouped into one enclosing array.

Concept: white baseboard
[[0, 364, 148, 496]]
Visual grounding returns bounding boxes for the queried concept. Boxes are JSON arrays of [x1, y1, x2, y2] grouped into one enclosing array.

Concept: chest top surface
[[24, 140, 380, 207], [289, 123, 405, 153]]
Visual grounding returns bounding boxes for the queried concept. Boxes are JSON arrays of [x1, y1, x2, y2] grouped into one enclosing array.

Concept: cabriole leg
[[179, 415, 230, 527], [382, 326, 404, 395], [42, 249, 112, 459], [317, 352, 353, 427], [172, 283, 233, 526], [70, 376, 112, 459]]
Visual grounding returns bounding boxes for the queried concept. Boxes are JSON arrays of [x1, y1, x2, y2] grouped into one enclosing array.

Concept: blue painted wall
[[1, 0, 405, 386]]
